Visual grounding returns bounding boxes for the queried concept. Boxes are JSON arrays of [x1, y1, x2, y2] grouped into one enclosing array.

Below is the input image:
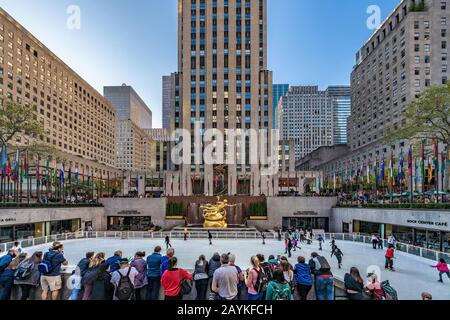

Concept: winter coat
[[146, 253, 162, 278], [294, 263, 313, 286], [130, 258, 148, 289], [90, 262, 113, 300], [433, 262, 450, 273], [77, 258, 91, 277], [208, 254, 221, 278]]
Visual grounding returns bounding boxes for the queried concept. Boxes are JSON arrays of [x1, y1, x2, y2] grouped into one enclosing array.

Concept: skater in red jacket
[[385, 247, 395, 271]]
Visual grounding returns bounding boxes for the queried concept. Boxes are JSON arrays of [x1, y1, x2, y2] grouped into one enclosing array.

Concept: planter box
[[248, 216, 268, 221], [165, 216, 185, 220]]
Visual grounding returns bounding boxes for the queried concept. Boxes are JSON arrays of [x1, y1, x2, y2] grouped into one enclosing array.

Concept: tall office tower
[[348, 0, 449, 159], [162, 75, 173, 130], [176, 0, 273, 196], [272, 84, 289, 129], [327, 86, 351, 145], [280, 86, 335, 160], [0, 8, 117, 177], [104, 85, 153, 172]]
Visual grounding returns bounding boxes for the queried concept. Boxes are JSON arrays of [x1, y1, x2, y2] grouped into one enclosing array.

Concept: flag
[[434, 142, 439, 180], [442, 153, 446, 179], [60, 161, 65, 185], [68, 162, 72, 184], [420, 143, 425, 185], [414, 159, 419, 191], [408, 147, 412, 177], [35, 157, 40, 188], [24, 150, 28, 177], [366, 161, 370, 184], [428, 156, 433, 184], [380, 158, 385, 182], [53, 160, 57, 185], [1, 146, 6, 176], [74, 165, 79, 185], [374, 159, 379, 189], [398, 149, 404, 185], [45, 158, 49, 182]]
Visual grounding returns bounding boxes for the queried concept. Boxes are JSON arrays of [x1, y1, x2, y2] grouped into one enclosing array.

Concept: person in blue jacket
[[146, 246, 163, 300], [160, 248, 175, 276], [0, 249, 17, 275], [0, 253, 22, 300], [294, 256, 313, 300], [106, 250, 122, 273]]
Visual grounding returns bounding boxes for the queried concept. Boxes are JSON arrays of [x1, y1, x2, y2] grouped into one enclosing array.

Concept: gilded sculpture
[[200, 196, 236, 228]]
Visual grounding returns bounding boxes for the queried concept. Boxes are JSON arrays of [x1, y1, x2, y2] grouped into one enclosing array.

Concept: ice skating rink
[[24, 238, 450, 300]]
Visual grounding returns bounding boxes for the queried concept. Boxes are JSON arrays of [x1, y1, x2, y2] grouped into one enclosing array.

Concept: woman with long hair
[[130, 251, 148, 300], [265, 269, 293, 300], [344, 267, 365, 300], [14, 251, 43, 300], [245, 256, 264, 301], [90, 252, 113, 300], [193, 254, 209, 300]]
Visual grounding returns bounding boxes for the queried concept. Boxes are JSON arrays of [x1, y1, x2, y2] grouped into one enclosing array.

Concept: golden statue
[[200, 196, 236, 228]]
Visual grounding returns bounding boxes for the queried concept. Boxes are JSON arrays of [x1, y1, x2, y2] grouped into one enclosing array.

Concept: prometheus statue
[[200, 196, 236, 228]]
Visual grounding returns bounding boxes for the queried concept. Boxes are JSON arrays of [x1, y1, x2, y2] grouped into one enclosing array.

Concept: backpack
[[253, 268, 269, 293], [261, 262, 273, 281], [14, 261, 33, 281], [381, 280, 398, 300], [272, 284, 291, 301], [316, 256, 331, 272], [38, 253, 58, 275], [115, 268, 134, 300]]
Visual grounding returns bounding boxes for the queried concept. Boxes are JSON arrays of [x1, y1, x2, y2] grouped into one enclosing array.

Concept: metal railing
[[2, 231, 450, 262]]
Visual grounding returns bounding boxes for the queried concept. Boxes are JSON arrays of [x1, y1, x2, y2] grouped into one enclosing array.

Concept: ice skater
[[183, 227, 188, 241], [331, 246, 343, 269], [208, 231, 213, 245], [317, 234, 324, 251], [371, 235, 378, 249], [165, 235, 172, 249], [431, 258, 450, 283], [287, 238, 293, 258], [385, 246, 395, 271], [377, 235, 384, 249], [261, 232, 266, 245]]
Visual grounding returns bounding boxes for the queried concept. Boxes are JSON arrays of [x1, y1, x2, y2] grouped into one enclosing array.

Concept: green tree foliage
[[385, 83, 450, 146]]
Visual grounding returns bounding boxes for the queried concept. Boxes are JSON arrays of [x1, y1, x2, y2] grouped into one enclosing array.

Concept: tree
[[0, 99, 59, 158], [0, 100, 44, 149], [385, 83, 450, 146]]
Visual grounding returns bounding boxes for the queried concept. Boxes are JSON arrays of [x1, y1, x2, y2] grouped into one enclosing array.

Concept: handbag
[[194, 273, 209, 281], [180, 270, 193, 296]]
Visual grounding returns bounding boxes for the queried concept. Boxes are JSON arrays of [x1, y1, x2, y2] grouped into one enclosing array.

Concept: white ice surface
[[23, 238, 450, 300]]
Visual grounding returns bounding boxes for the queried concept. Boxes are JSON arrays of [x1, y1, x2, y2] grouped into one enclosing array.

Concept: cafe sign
[[406, 219, 448, 229]]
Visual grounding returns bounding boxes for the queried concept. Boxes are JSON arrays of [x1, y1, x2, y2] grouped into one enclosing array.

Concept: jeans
[[20, 284, 35, 300], [385, 258, 394, 270], [146, 276, 161, 300], [247, 292, 263, 301], [297, 284, 312, 301], [82, 284, 92, 300], [439, 272, 450, 281], [0, 279, 14, 301], [135, 287, 145, 300], [69, 288, 80, 300], [315, 276, 334, 300], [195, 278, 209, 300]]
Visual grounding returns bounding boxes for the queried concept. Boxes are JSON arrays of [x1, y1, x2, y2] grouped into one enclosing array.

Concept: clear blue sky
[[0, 0, 399, 127]]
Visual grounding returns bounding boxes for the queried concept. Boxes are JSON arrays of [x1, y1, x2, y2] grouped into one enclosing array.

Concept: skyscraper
[[280, 86, 334, 160], [327, 86, 351, 145], [175, 0, 273, 196], [162, 75, 173, 130], [104, 84, 153, 172], [272, 84, 289, 129]]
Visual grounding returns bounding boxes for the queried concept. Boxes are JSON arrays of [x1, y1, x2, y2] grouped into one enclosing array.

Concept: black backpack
[[253, 268, 269, 293], [115, 268, 134, 300], [260, 262, 273, 281], [316, 256, 331, 272]]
